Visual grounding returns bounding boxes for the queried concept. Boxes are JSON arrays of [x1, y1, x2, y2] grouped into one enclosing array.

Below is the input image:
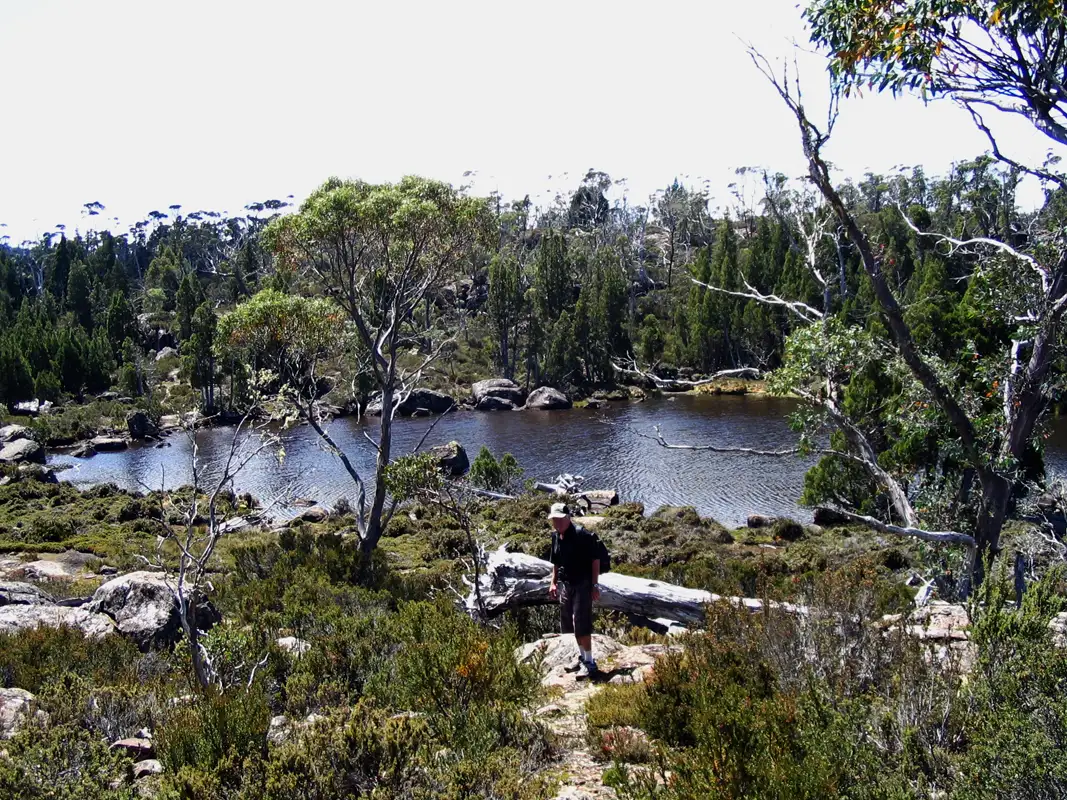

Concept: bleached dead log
[[534, 473, 585, 495], [465, 547, 804, 628]]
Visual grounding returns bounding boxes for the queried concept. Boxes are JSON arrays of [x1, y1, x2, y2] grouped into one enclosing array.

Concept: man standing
[[547, 502, 601, 678]]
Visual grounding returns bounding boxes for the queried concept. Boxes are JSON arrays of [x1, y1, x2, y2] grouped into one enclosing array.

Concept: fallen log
[[466, 547, 804, 628]]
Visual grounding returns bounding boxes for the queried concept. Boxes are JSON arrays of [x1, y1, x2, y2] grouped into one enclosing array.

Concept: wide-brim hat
[[547, 502, 571, 520]]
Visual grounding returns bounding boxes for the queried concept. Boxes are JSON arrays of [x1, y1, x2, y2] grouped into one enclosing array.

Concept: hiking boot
[[576, 660, 597, 680], [565, 656, 583, 673]]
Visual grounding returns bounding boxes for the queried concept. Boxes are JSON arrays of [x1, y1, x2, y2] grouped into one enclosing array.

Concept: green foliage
[[468, 446, 524, 493], [216, 289, 344, 400], [156, 688, 271, 773], [0, 723, 136, 800]]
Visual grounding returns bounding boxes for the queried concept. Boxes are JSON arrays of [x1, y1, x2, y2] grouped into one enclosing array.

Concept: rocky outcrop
[[111, 737, 155, 760], [0, 581, 56, 606], [90, 435, 128, 452], [277, 636, 311, 656], [367, 388, 457, 417], [0, 605, 116, 638], [476, 396, 517, 411], [0, 688, 44, 739], [126, 410, 158, 440], [134, 760, 164, 779], [299, 506, 329, 523], [87, 571, 218, 649], [15, 464, 57, 483], [0, 424, 30, 443], [517, 634, 679, 690], [471, 379, 525, 411], [431, 441, 470, 476], [0, 438, 46, 465], [574, 489, 619, 514], [524, 386, 571, 411], [155, 346, 179, 362], [399, 388, 455, 416]]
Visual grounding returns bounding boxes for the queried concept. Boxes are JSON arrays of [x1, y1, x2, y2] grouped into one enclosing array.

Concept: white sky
[[0, 0, 1057, 244]]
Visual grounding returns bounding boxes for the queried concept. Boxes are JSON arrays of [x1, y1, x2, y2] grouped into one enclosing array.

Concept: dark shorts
[[559, 581, 593, 637]]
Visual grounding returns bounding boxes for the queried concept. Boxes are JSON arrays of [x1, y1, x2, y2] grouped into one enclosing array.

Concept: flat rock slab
[[0, 424, 30, 443], [111, 737, 156, 760], [517, 634, 678, 691], [0, 605, 116, 638], [0, 581, 56, 606], [90, 436, 128, 452]]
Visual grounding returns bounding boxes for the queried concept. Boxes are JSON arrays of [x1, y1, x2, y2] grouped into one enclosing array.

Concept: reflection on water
[[51, 395, 812, 528], [58, 396, 1067, 529]]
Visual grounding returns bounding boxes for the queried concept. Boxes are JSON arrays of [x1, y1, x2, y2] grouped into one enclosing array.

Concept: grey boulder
[[431, 441, 470, 476], [0, 424, 30, 443], [471, 379, 525, 408], [126, 410, 158, 440], [0, 688, 44, 739], [476, 396, 518, 411], [0, 605, 116, 639], [87, 571, 218, 649], [0, 438, 46, 465], [0, 581, 56, 607], [524, 386, 571, 411]]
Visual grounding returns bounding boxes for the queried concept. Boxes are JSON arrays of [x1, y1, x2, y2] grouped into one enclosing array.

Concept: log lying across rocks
[[466, 547, 804, 629]]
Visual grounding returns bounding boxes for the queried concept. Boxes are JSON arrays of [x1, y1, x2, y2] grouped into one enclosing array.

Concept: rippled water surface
[[49, 394, 1067, 529]]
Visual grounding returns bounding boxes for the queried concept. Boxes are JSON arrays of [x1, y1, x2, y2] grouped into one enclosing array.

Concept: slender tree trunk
[[363, 382, 393, 554]]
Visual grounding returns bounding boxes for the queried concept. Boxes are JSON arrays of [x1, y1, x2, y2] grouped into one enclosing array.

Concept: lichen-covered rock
[[0, 424, 30, 443], [0, 605, 116, 639], [133, 759, 164, 779], [574, 489, 619, 514], [155, 347, 179, 362], [524, 386, 571, 411], [16, 463, 57, 483], [430, 441, 470, 476], [471, 378, 525, 408], [126, 410, 158, 440], [0, 581, 55, 607], [87, 571, 218, 649], [0, 688, 43, 739], [277, 636, 311, 656], [0, 438, 45, 465]]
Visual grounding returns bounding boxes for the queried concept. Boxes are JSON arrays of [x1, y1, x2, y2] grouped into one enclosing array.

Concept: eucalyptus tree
[[806, 0, 1067, 153], [719, 38, 1067, 590], [265, 176, 489, 553]]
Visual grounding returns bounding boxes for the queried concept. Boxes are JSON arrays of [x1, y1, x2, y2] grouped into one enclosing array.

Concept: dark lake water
[[48, 394, 1067, 529]]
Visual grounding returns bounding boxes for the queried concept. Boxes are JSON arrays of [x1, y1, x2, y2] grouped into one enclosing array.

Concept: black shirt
[[550, 524, 598, 584]]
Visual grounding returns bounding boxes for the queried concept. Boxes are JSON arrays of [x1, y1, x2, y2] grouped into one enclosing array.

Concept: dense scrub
[[0, 526, 554, 799], [589, 568, 1067, 799]]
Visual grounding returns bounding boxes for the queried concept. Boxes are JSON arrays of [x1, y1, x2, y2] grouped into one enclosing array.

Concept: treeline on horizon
[[0, 157, 1033, 418]]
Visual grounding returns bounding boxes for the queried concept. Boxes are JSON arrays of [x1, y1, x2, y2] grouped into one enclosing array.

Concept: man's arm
[[591, 559, 600, 601], [549, 564, 559, 598]]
